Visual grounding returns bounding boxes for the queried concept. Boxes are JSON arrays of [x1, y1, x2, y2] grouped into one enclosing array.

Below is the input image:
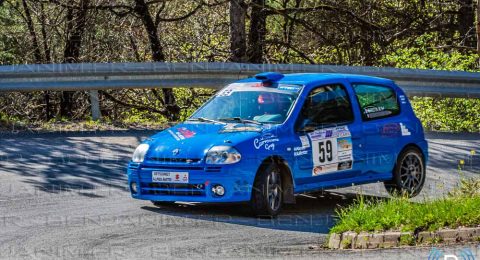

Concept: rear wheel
[[251, 163, 283, 217], [384, 147, 426, 197]]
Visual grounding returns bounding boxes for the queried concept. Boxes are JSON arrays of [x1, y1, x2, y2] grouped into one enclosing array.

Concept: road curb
[[328, 227, 480, 249]]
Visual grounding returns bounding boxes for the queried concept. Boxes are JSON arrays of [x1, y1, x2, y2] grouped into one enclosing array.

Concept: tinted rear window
[[353, 84, 400, 120]]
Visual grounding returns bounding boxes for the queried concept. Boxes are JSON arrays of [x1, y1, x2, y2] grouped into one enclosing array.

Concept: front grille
[[140, 182, 206, 197], [205, 166, 222, 172], [148, 157, 201, 164], [141, 166, 204, 171]]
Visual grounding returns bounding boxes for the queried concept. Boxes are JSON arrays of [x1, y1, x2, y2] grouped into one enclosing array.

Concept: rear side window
[[353, 84, 400, 120]]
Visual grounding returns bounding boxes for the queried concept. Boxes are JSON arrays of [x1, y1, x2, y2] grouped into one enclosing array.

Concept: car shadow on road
[[141, 191, 386, 234], [0, 130, 155, 198]]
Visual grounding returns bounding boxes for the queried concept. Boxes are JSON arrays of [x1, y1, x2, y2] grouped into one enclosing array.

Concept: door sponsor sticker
[[152, 171, 189, 183], [399, 123, 411, 136], [294, 135, 311, 157], [253, 133, 279, 151], [309, 126, 353, 176], [299, 135, 310, 148]]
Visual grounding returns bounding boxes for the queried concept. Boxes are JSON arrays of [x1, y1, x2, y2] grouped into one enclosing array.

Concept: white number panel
[[308, 126, 354, 176]]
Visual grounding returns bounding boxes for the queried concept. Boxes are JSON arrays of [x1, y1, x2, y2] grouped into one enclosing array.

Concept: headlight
[[205, 146, 241, 164], [132, 144, 149, 163]]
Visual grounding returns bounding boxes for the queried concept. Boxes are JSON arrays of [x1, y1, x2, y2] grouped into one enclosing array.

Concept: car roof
[[238, 73, 394, 86]]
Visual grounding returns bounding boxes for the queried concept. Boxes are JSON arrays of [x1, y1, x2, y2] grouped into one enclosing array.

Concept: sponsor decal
[[366, 110, 391, 118], [364, 106, 385, 114], [168, 129, 180, 141], [299, 135, 310, 148], [294, 135, 311, 156], [309, 126, 351, 140], [381, 123, 401, 137], [338, 160, 353, 171], [168, 127, 196, 140], [217, 87, 235, 97], [313, 164, 338, 175], [337, 137, 352, 151], [254, 133, 279, 151], [177, 127, 196, 138], [294, 146, 309, 156], [309, 126, 354, 176], [277, 84, 302, 92], [400, 123, 411, 136], [399, 95, 407, 104]]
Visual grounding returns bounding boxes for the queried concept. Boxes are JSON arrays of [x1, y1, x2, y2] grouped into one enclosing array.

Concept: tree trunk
[[22, 0, 54, 120], [229, 0, 247, 62], [39, 1, 52, 120], [133, 0, 180, 122], [22, 0, 42, 63], [459, 0, 475, 47], [60, 0, 89, 118], [63, 0, 89, 63], [39, 2, 51, 63], [247, 0, 266, 63]]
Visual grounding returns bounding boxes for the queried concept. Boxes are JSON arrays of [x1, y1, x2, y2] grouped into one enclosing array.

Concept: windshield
[[190, 83, 300, 124]]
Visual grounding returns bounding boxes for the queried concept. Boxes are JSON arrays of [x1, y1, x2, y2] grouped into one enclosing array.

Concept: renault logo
[[172, 148, 180, 156]]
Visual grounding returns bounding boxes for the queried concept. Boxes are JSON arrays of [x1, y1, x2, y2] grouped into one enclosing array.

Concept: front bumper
[[127, 161, 256, 203]]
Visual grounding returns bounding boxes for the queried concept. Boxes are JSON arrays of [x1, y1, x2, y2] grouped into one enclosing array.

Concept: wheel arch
[[255, 155, 296, 204], [398, 143, 426, 164], [388, 143, 426, 181]]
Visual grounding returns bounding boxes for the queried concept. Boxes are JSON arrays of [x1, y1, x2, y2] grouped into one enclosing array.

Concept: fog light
[[130, 182, 138, 194], [212, 185, 225, 196]]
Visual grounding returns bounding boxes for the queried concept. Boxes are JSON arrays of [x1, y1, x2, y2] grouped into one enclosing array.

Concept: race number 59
[[318, 140, 333, 163], [313, 138, 338, 165]]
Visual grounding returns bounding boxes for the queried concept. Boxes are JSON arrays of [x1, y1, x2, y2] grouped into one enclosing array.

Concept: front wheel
[[384, 147, 426, 197], [250, 163, 283, 217]]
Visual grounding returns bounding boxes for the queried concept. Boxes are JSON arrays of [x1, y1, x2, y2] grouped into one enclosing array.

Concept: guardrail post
[[89, 90, 101, 120]]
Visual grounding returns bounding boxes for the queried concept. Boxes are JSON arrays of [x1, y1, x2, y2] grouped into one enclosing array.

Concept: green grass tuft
[[330, 178, 480, 234]]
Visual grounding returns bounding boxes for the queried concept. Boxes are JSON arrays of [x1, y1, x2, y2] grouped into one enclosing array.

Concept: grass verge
[[330, 178, 480, 234]]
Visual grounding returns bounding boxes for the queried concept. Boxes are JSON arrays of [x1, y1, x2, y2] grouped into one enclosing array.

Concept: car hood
[[144, 122, 270, 161]]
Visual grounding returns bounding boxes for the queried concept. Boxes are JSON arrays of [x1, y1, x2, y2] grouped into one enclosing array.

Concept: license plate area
[[152, 171, 189, 183]]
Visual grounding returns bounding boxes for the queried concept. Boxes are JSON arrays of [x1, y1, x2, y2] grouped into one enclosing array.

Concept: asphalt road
[[0, 130, 479, 259]]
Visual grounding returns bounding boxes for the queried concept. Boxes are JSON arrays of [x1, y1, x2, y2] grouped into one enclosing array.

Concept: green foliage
[[381, 34, 480, 132], [0, 4, 24, 64], [382, 34, 479, 71], [330, 178, 480, 234], [411, 97, 480, 132]]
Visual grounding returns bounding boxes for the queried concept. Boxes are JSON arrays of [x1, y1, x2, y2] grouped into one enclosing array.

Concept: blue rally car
[[127, 72, 428, 216]]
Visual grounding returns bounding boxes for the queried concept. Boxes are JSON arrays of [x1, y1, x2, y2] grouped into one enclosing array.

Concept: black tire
[[151, 201, 175, 207], [384, 146, 426, 197], [250, 163, 283, 217]]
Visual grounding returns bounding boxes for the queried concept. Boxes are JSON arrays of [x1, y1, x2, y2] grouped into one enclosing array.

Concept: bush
[[382, 33, 480, 132]]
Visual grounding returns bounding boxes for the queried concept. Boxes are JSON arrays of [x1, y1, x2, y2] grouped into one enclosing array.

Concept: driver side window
[[296, 84, 354, 131]]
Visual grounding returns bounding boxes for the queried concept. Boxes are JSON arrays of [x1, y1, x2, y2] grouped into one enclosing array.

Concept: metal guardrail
[[1, 62, 479, 120]]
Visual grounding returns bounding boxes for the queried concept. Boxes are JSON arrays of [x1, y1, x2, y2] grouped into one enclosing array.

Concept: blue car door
[[291, 82, 365, 191], [350, 82, 402, 175]]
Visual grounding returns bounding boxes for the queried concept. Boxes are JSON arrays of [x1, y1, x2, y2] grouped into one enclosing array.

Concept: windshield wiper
[[218, 117, 262, 125], [187, 117, 225, 124]]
